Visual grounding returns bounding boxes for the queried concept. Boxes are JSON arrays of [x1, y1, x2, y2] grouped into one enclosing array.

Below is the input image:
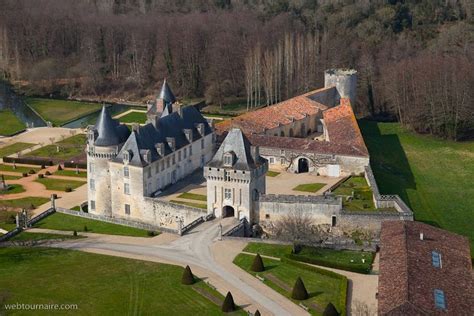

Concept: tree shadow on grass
[[359, 120, 418, 210]]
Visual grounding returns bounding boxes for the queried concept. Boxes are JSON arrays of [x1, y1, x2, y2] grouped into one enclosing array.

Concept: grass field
[[359, 120, 474, 253], [292, 183, 326, 193], [0, 197, 49, 211], [26, 134, 86, 159], [35, 177, 86, 191], [243, 242, 374, 273], [33, 212, 153, 237], [118, 111, 147, 124], [234, 253, 347, 315], [266, 171, 281, 177], [54, 169, 87, 178], [333, 177, 376, 212], [177, 192, 207, 201], [0, 164, 39, 173], [0, 184, 25, 195], [0, 174, 21, 180], [0, 210, 17, 231], [0, 142, 34, 157], [170, 199, 207, 209], [26, 97, 102, 126], [0, 247, 244, 315], [0, 110, 25, 136]]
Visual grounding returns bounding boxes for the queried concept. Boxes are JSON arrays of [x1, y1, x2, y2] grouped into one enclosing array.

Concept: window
[[90, 179, 95, 190], [90, 200, 95, 210], [201, 139, 205, 149], [269, 157, 275, 164], [155, 164, 159, 174], [224, 153, 233, 166], [432, 251, 442, 268], [160, 161, 164, 171], [184, 148, 187, 158], [89, 163, 95, 173], [125, 204, 130, 215], [124, 183, 130, 195], [166, 158, 170, 168], [265, 214, 270, 219], [434, 289, 446, 310], [224, 188, 232, 200], [124, 166, 129, 178]]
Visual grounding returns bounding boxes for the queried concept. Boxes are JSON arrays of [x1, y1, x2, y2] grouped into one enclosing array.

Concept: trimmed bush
[[28, 169, 36, 174], [254, 310, 261, 316], [45, 171, 51, 176], [57, 164, 63, 171], [73, 230, 77, 236], [38, 174, 44, 179], [3, 156, 53, 166], [51, 193, 58, 199], [64, 161, 87, 169], [83, 225, 88, 232], [147, 231, 157, 237], [251, 253, 265, 272], [181, 265, 195, 285], [40, 164, 45, 169], [291, 277, 309, 300], [221, 292, 236, 313], [65, 187, 72, 192], [22, 172, 28, 177], [323, 302, 340, 316], [286, 253, 372, 274]]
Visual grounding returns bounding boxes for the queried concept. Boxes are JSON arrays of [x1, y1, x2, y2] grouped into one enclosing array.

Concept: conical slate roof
[[158, 79, 176, 105], [94, 106, 129, 146], [207, 128, 266, 170]]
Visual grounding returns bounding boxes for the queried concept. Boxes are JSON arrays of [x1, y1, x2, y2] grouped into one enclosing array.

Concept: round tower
[[324, 69, 357, 106]]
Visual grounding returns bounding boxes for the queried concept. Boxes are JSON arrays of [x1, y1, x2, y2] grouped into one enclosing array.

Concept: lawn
[[234, 253, 347, 315], [359, 120, 474, 254], [0, 184, 25, 195], [292, 183, 326, 193], [177, 192, 207, 202], [0, 247, 244, 315], [266, 171, 281, 177], [35, 177, 86, 191], [118, 111, 147, 124], [0, 164, 39, 174], [25, 134, 86, 160], [0, 109, 25, 136], [0, 174, 21, 180], [170, 199, 207, 209], [243, 242, 374, 274], [0, 142, 34, 157], [33, 212, 154, 237], [54, 169, 87, 178], [333, 176, 376, 212], [0, 197, 49, 211], [26, 97, 102, 126], [0, 210, 17, 231]]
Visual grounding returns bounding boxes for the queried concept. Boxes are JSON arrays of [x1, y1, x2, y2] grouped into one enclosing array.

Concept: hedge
[[281, 257, 347, 316], [64, 161, 87, 169], [3, 156, 53, 166], [286, 253, 373, 274]]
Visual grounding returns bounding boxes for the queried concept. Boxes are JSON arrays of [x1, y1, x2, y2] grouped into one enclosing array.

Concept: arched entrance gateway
[[298, 158, 309, 173], [222, 205, 235, 218]]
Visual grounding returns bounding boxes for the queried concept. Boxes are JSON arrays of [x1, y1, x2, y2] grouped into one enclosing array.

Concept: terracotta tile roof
[[379, 221, 474, 316], [322, 100, 368, 156], [215, 94, 327, 135]]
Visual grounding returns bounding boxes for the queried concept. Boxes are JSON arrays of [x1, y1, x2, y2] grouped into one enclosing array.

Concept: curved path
[[51, 219, 308, 316]]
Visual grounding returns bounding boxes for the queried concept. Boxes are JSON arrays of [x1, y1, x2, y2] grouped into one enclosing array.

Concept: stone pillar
[[51, 194, 56, 210]]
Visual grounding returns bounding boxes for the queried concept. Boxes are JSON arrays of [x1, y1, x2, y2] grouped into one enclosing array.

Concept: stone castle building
[[86, 70, 412, 232]]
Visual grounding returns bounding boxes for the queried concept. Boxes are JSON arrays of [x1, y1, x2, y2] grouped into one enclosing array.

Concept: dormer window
[[432, 251, 442, 268], [123, 150, 132, 163], [224, 152, 234, 167]]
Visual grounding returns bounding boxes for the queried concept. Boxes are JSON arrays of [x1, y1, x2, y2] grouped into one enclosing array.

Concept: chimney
[[420, 232, 424, 241], [142, 150, 151, 164], [184, 129, 193, 143], [166, 137, 176, 151], [251, 145, 260, 161], [132, 123, 140, 133], [155, 143, 165, 156]]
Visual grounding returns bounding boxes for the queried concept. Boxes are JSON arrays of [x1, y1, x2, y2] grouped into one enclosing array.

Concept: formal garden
[[0, 142, 34, 157], [0, 247, 245, 315], [234, 252, 347, 316], [25, 134, 87, 160], [118, 111, 147, 124], [332, 176, 378, 212]]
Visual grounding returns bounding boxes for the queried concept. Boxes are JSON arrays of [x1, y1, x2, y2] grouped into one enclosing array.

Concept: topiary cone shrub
[[323, 302, 340, 316], [45, 171, 51, 176], [181, 265, 195, 285], [254, 310, 261, 316], [73, 230, 78, 237], [65, 187, 72, 192], [221, 291, 236, 313], [251, 253, 265, 272], [291, 277, 309, 300], [57, 164, 63, 171]]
